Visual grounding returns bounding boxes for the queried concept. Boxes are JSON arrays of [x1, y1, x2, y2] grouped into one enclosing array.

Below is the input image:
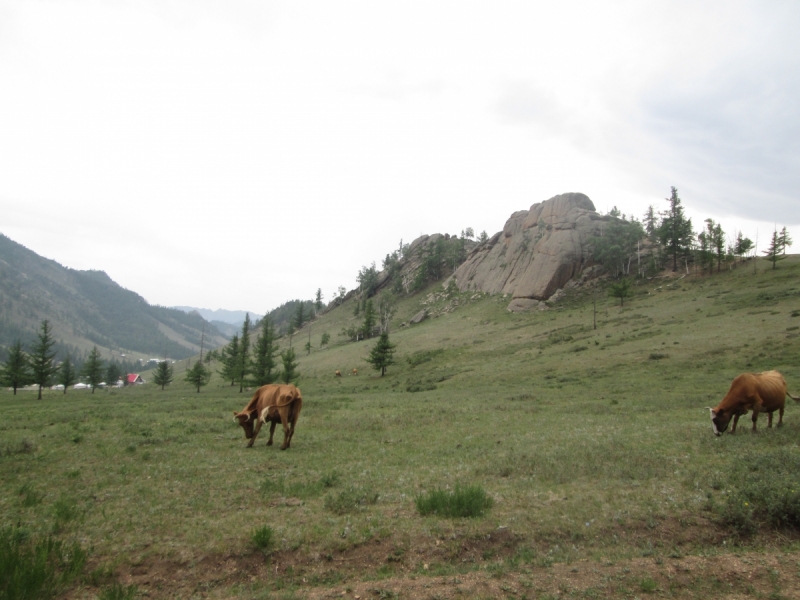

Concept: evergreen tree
[[315, 288, 324, 313], [280, 347, 299, 384], [479, 230, 488, 243], [0, 340, 31, 395], [362, 299, 376, 339], [592, 219, 645, 277], [293, 303, 306, 330], [763, 228, 786, 269], [82, 346, 104, 393], [105, 363, 121, 387], [29, 319, 58, 399], [366, 332, 396, 376], [250, 317, 279, 386], [185, 360, 211, 392], [218, 333, 240, 386], [658, 187, 694, 272], [321, 332, 330, 347], [643, 205, 658, 239], [153, 360, 174, 390], [57, 356, 77, 394], [734, 232, 754, 264], [779, 227, 793, 255], [608, 278, 634, 306], [357, 262, 379, 298], [236, 313, 252, 392]]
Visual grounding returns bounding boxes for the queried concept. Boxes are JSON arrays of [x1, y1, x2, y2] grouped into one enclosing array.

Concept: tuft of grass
[[648, 353, 669, 360], [639, 577, 658, 593], [324, 486, 379, 515], [718, 448, 800, 534], [0, 527, 86, 600], [251, 525, 275, 553], [18, 483, 42, 507], [415, 484, 493, 518], [98, 582, 138, 600], [3, 439, 36, 456]]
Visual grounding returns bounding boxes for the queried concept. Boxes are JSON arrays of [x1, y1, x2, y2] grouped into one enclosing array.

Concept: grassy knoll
[[3, 257, 800, 598]]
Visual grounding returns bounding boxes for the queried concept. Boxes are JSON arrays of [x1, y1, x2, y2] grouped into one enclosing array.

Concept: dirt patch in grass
[[83, 519, 800, 599]]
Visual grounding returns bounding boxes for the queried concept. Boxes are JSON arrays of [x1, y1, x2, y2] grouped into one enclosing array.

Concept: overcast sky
[[1, 1, 798, 314]]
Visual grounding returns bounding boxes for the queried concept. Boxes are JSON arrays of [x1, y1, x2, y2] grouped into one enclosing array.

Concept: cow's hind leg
[[278, 407, 291, 450], [286, 405, 300, 448], [266, 420, 277, 446], [778, 405, 785, 427]]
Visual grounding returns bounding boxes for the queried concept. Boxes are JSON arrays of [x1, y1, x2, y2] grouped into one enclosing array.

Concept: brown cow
[[351, 368, 358, 376], [708, 370, 800, 436], [334, 370, 342, 377], [233, 384, 302, 449]]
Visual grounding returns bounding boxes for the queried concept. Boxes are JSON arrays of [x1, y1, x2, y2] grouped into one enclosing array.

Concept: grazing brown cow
[[334, 370, 342, 377], [351, 368, 358, 376], [708, 370, 800, 436], [233, 384, 302, 449]]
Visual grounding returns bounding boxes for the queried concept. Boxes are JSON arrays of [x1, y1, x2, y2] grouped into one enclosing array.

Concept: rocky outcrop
[[453, 193, 610, 309]]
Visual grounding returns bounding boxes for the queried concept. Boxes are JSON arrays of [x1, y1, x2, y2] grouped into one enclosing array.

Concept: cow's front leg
[[248, 418, 263, 447], [777, 406, 785, 427], [266, 421, 277, 446], [767, 411, 774, 428], [730, 413, 741, 434], [751, 405, 761, 433]]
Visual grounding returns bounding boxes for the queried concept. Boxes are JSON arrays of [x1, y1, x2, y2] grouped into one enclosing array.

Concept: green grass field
[[3, 257, 800, 599]]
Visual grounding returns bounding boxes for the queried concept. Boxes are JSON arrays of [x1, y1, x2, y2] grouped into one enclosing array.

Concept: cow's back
[[754, 371, 789, 408]]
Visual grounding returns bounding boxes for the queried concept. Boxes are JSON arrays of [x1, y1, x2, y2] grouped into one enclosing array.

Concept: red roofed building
[[126, 373, 145, 385]]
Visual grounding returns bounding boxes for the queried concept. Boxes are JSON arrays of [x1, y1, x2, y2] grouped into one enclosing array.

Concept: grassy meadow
[[3, 257, 800, 599]]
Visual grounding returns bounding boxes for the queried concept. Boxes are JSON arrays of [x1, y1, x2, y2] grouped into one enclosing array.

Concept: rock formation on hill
[[453, 192, 611, 311]]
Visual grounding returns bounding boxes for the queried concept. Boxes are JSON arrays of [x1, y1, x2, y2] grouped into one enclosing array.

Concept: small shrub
[[251, 525, 274, 552], [717, 448, 800, 534], [569, 345, 588, 353], [648, 353, 669, 360], [324, 486, 379, 514], [406, 380, 437, 393], [407, 349, 444, 367], [415, 484, 493, 518], [0, 527, 86, 600], [4, 439, 37, 456], [320, 472, 340, 488], [639, 577, 658, 593], [99, 582, 138, 600]]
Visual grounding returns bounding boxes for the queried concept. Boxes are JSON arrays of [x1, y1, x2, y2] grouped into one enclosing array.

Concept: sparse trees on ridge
[[763, 228, 787, 269], [236, 314, 252, 392], [1, 340, 31, 395], [779, 227, 793, 255]]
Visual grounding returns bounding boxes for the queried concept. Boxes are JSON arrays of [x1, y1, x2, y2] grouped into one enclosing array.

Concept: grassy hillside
[[0, 233, 227, 365], [2, 257, 800, 599]]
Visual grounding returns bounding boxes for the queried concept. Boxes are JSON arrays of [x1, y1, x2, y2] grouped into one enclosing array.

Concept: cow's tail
[[259, 397, 297, 422], [788, 392, 800, 403]]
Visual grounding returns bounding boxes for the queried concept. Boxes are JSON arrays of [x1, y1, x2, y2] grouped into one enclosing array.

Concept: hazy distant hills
[[0, 233, 227, 363]]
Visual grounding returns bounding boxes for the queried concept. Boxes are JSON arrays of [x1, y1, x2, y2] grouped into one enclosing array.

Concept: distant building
[[126, 374, 146, 385]]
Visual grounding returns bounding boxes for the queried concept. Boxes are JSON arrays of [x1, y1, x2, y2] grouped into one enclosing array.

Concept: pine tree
[[0, 340, 31, 395], [321, 332, 330, 347], [153, 360, 174, 390], [734, 232, 754, 264], [366, 332, 396, 376], [57, 356, 77, 394], [658, 187, 694, 272], [218, 333, 240, 386], [82, 346, 104, 393], [105, 363, 121, 387], [779, 227, 793, 255], [29, 320, 58, 399], [608, 278, 634, 306], [185, 360, 210, 392], [250, 317, 279, 386], [362, 299, 376, 339], [294, 303, 306, 330], [280, 347, 299, 384], [315, 288, 324, 313], [763, 228, 786, 269], [236, 314, 252, 392]]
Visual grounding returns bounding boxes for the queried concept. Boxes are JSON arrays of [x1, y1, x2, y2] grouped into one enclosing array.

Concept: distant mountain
[[171, 306, 262, 326], [0, 233, 227, 363]]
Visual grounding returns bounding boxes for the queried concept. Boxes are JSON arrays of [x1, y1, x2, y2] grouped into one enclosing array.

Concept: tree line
[[0, 320, 130, 397], [592, 187, 792, 280]]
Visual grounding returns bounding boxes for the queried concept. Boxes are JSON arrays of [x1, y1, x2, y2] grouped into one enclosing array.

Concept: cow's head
[[708, 407, 732, 436], [233, 410, 256, 438]]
